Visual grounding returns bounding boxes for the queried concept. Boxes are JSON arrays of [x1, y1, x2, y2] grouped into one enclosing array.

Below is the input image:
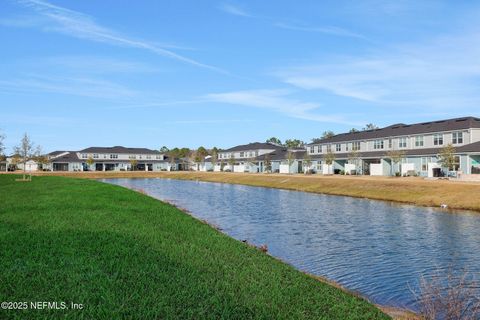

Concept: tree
[[322, 131, 335, 139], [285, 151, 295, 174], [303, 152, 312, 173], [33, 147, 49, 171], [363, 123, 379, 131], [129, 159, 138, 171], [14, 133, 38, 181], [0, 129, 5, 157], [349, 128, 360, 133], [196, 146, 208, 159], [348, 149, 361, 174], [438, 144, 458, 172], [324, 150, 336, 174], [264, 153, 271, 173], [284, 139, 304, 148], [228, 153, 235, 170], [210, 149, 218, 169], [311, 131, 335, 144], [266, 137, 282, 145], [86, 156, 95, 170], [10, 154, 21, 170], [386, 149, 405, 176], [159, 146, 169, 153]]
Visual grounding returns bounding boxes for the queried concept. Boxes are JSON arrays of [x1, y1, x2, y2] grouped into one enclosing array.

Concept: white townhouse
[[216, 142, 306, 174], [46, 146, 172, 172], [306, 116, 480, 177]]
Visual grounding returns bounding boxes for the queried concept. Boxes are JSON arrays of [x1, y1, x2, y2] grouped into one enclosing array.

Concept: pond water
[[102, 178, 480, 310]]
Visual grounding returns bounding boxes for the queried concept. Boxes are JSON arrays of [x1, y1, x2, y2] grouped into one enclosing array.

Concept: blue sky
[[1, 0, 480, 152]]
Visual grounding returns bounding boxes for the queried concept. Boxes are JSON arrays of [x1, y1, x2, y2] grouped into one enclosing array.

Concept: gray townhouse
[[46, 146, 173, 172], [216, 142, 305, 173], [305, 116, 480, 177]]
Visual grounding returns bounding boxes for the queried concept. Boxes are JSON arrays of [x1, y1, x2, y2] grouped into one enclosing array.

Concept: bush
[[207, 168, 213, 172], [395, 172, 401, 177], [224, 169, 231, 172], [340, 170, 345, 175], [334, 169, 341, 174]]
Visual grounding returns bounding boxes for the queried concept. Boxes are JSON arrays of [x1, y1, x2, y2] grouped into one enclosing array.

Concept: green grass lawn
[[0, 175, 389, 319]]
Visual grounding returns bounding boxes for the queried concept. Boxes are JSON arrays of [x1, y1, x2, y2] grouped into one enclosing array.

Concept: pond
[[102, 178, 480, 310]]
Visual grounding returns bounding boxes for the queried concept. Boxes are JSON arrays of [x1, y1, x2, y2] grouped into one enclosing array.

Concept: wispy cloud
[[0, 74, 138, 99], [219, 2, 365, 40], [219, 3, 252, 17], [204, 89, 360, 125], [11, 0, 226, 73], [274, 22, 366, 40], [276, 28, 480, 109], [164, 119, 255, 125], [43, 56, 161, 74]]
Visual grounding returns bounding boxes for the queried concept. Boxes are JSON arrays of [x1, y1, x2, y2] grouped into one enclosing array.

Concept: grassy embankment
[[32, 171, 480, 212], [0, 175, 389, 319]]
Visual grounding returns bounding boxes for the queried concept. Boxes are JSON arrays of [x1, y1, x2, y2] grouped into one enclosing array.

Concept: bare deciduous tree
[[0, 129, 5, 157], [411, 268, 480, 320], [386, 149, 406, 176], [264, 153, 271, 173], [303, 152, 312, 173], [348, 149, 361, 174], [14, 133, 38, 181], [285, 151, 295, 174]]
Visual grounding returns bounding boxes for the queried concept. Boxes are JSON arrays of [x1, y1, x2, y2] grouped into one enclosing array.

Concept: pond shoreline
[[27, 171, 480, 213], [110, 179, 420, 319]]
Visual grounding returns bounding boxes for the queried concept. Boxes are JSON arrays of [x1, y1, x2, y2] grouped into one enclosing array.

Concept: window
[[326, 145, 332, 152], [433, 133, 443, 146], [93, 154, 99, 159], [352, 141, 360, 151], [388, 139, 392, 149], [453, 156, 460, 171], [110, 154, 118, 159], [415, 136, 424, 147], [81, 154, 87, 158], [156, 155, 161, 159], [239, 152, 244, 157], [129, 155, 136, 159], [398, 137, 407, 148], [373, 140, 384, 150], [146, 155, 151, 159], [421, 157, 428, 171], [255, 151, 258, 157], [346, 143, 349, 151], [452, 131, 463, 144], [336, 144, 341, 152]]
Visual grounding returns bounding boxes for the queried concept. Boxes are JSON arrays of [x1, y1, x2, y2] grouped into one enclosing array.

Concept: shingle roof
[[50, 152, 80, 162], [223, 142, 284, 152], [307, 116, 480, 145], [79, 146, 161, 154]]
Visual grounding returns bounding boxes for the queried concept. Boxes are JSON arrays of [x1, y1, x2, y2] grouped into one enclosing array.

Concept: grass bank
[[0, 175, 388, 319], [31, 171, 480, 212]]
